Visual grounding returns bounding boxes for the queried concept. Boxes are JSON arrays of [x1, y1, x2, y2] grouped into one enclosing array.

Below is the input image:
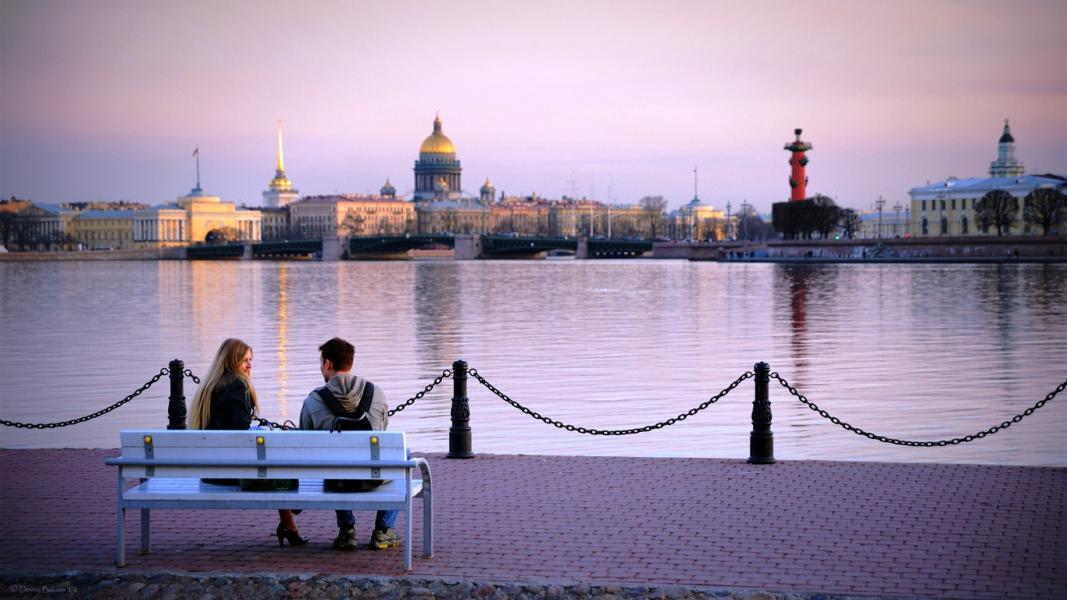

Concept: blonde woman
[[189, 338, 307, 546]]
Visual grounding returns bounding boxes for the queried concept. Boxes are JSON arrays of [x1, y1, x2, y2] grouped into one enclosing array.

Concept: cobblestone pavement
[[1, 450, 1063, 599]]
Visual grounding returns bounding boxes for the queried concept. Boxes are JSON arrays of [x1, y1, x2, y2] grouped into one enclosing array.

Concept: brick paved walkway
[[1, 450, 1063, 599]]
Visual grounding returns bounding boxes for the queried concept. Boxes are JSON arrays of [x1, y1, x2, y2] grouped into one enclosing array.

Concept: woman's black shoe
[[275, 523, 309, 547]]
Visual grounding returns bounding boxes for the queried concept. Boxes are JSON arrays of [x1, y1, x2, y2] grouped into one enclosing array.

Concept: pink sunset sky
[[1, 0, 1065, 213]]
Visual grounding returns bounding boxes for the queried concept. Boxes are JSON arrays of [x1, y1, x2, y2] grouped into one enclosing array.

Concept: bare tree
[[839, 208, 860, 239], [1023, 188, 1065, 236], [975, 190, 1018, 236], [639, 195, 667, 240], [810, 195, 842, 239]]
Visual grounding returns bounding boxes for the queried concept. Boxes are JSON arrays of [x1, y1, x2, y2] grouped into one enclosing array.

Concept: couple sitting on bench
[[189, 336, 398, 552]]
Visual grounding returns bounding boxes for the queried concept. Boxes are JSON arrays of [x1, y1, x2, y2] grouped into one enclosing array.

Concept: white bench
[[105, 429, 432, 570]]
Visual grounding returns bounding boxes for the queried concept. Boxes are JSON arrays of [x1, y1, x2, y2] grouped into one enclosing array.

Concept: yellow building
[[290, 195, 415, 238], [177, 188, 262, 243], [70, 210, 138, 249]]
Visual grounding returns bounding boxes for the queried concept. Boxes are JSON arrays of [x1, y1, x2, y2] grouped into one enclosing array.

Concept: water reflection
[[414, 262, 462, 373], [1, 261, 1064, 466]]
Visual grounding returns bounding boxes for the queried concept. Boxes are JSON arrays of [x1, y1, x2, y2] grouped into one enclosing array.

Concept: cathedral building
[[414, 114, 463, 201]]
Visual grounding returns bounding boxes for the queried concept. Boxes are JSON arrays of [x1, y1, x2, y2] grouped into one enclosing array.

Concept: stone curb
[[0, 572, 942, 600]]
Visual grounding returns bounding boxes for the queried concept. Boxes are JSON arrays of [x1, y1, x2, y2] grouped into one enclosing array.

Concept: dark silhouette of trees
[[974, 190, 1018, 236], [639, 195, 667, 240], [772, 195, 842, 239], [733, 205, 775, 241], [839, 208, 860, 239], [1023, 188, 1065, 236]]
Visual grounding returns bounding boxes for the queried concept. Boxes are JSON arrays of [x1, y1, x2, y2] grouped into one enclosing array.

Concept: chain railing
[[389, 368, 452, 416], [468, 367, 753, 435], [0, 368, 171, 429], [770, 371, 1066, 447], [6, 357, 1063, 464]]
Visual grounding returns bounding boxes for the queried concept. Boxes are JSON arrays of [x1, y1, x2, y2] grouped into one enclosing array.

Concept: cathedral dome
[[419, 114, 456, 155]]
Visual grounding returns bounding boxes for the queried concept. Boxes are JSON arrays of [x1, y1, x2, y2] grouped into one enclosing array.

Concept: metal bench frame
[[106, 430, 432, 570]]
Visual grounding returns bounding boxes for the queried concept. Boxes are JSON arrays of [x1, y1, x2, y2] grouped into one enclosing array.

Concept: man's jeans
[[335, 448, 408, 531], [336, 509, 397, 531]]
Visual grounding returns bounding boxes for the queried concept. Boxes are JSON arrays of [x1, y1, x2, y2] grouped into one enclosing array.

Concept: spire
[[433, 112, 442, 133], [999, 118, 1015, 144], [276, 120, 286, 172]]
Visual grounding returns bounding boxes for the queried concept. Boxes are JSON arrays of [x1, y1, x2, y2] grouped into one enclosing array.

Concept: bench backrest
[[118, 429, 409, 481]]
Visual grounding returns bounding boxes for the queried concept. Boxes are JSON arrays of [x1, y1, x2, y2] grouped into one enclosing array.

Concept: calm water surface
[[1, 260, 1064, 465]]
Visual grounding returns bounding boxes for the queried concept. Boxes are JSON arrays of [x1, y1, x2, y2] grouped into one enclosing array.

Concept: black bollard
[[748, 362, 775, 464], [447, 359, 474, 459], [167, 359, 187, 430]]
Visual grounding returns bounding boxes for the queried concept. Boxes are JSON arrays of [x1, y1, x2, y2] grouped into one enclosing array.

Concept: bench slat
[[123, 477, 422, 505]]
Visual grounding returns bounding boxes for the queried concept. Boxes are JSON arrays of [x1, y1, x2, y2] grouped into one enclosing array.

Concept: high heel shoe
[[275, 523, 309, 547]]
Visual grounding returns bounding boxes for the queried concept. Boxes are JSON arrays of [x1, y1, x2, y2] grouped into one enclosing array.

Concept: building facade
[[290, 195, 415, 238], [909, 120, 1065, 237]]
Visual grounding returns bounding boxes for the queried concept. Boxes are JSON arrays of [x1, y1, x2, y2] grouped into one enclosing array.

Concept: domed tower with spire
[[414, 113, 462, 200], [480, 177, 496, 203], [380, 178, 397, 198], [263, 121, 300, 208], [989, 119, 1025, 178]]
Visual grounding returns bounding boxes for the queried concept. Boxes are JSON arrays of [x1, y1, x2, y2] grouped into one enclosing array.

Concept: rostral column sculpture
[[784, 128, 813, 201]]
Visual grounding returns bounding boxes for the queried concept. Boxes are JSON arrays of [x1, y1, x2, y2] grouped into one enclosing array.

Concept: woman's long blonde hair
[[188, 338, 259, 429]]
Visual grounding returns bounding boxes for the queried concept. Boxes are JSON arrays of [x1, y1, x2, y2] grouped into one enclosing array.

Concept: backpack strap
[[316, 381, 376, 421]]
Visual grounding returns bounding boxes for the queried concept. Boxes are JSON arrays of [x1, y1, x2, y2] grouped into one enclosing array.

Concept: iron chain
[[0, 368, 169, 429], [389, 369, 452, 416], [770, 372, 1067, 447], [256, 417, 297, 431], [468, 368, 753, 435]]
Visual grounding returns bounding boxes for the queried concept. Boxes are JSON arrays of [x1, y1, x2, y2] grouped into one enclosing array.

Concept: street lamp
[[875, 194, 885, 239]]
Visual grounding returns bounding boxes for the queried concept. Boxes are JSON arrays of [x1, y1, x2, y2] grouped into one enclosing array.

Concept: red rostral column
[[784, 128, 813, 201]]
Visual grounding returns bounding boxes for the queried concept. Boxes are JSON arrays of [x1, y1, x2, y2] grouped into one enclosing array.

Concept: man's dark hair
[[319, 337, 355, 371]]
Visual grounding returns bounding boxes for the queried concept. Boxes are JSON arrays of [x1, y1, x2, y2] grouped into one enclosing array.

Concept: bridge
[[183, 235, 653, 260]]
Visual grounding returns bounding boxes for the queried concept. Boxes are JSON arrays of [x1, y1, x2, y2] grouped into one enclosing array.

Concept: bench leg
[[422, 486, 433, 558], [140, 509, 151, 555], [405, 472, 413, 571]]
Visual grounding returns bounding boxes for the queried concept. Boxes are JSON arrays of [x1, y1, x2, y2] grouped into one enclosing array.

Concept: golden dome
[[419, 114, 456, 155]]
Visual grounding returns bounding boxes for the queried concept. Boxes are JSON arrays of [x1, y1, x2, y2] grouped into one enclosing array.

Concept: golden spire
[[277, 120, 285, 172]]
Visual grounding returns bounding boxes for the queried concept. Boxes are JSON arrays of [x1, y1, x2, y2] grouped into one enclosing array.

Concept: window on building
[[961, 216, 969, 235], [940, 199, 946, 211], [921, 217, 928, 235], [940, 217, 948, 235], [951, 198, 956, 210], [921, 200, 926, 211]]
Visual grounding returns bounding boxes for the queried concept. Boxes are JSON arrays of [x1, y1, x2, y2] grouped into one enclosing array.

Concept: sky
[[1, 0, 1065, 213]]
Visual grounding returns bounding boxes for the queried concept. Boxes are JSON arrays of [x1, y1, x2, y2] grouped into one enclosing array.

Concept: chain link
[[770, 372, 1067, 447], [468, 368, 753, 435], [1, 368, 170, 429], [255, 417, 297, 431], [388, 368, 452, 416], [183, 369, 200, 384]]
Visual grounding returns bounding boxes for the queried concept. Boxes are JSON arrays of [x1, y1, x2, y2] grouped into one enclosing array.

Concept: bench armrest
[[413, 457, 432, 492]]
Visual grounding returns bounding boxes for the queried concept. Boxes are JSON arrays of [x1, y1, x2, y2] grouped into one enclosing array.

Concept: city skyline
[[1, 0, 1065, 212]]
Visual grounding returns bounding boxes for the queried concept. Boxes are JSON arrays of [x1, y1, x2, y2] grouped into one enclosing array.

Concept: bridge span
[[184, 235, 653, 260]]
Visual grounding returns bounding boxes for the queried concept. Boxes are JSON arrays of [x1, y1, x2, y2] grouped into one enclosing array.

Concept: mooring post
[[167, 359, 187, 430], [748, 361, 775, 464], [447, 359, 474, 458]]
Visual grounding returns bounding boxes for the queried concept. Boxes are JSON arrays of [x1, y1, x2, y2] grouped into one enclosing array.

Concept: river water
[[1, 259, 1064, 465]]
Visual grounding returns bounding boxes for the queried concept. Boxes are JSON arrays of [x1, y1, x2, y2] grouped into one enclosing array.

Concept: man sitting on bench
[[299, 337, 401, 551]]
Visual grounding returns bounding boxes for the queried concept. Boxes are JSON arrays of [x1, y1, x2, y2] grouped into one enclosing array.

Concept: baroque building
[[909, 120, 1065, 236]]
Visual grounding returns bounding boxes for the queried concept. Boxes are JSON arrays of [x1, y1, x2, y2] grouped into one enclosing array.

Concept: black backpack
[[316, 381, 385, 492], [316, 381, 375, 432]]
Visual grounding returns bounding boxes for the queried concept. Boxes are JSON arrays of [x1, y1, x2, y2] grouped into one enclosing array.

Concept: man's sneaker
[[332, 527, 357, 551], [368, 527, 401, 550]]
